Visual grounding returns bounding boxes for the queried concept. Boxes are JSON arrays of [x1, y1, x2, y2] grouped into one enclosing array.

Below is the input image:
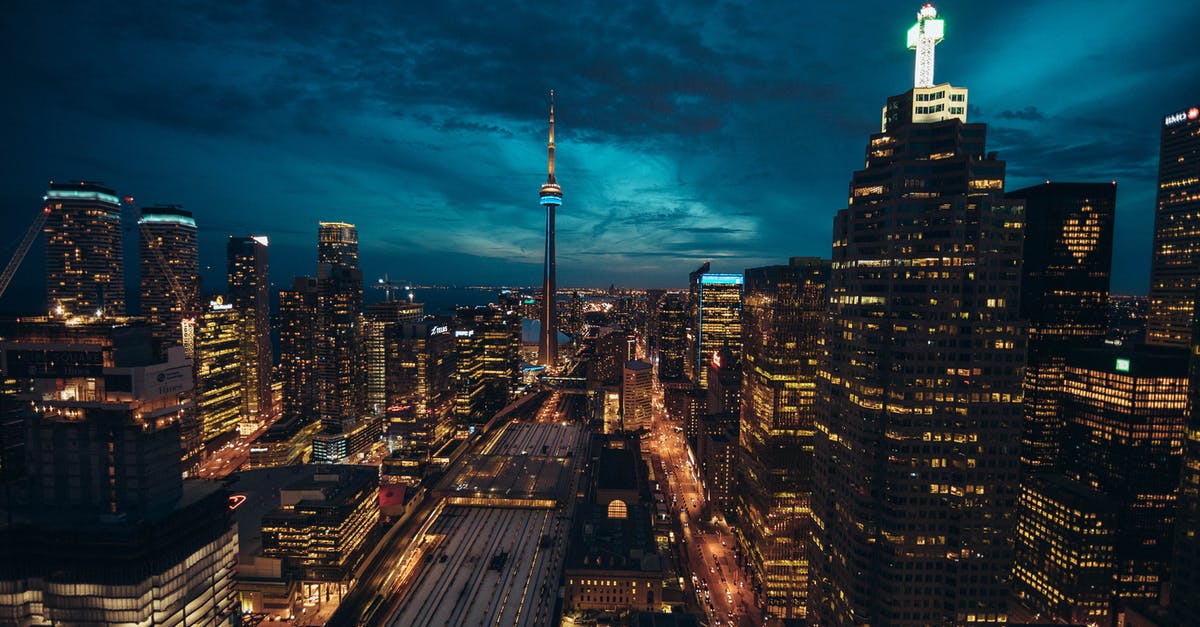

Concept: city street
[[644, 381, 761, 627]]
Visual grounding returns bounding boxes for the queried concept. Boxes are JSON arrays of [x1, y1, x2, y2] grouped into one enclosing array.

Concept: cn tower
[[538, 90, 562, 368]]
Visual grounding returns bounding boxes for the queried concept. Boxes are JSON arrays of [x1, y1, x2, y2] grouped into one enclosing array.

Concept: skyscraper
[[1172, 305, 1200, 623], [316, 222, 363, 436], [227, 235, 272, 423], [687, 261, 711, 382], [196, 297, 244, 451], [621, 359, 653, 431], [138, 205, 200, 347], [657, 293, 688, 382], [43, 181, 125, 316], [279, 276, 319, 428], [538, 91, 562, 368], [1007, 183, 1115, 469], [696, 273, 742, 389], [737, 257, 829, 620], [1059, 346, 1187, 602], [1147, 104, 1200, 348], [1013, 346, 1187, 621], [810, 7, 1025, 624]]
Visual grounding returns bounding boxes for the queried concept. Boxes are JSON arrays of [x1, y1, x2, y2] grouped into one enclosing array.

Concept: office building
[[227, 235, 272, 423], [1059, 346, 1187, 602], [695, 273, 742, 389], [1147, 104, 1200, 348], [259, 465, 379, 584], [810, 8, 1025, 623], [1007, 183, 1115, 470], [280, 277, 319, 429], [384, 322, 456, 463], [686, 262, 710, 382], [43, 180, 125, 316], [657, 293, 688, 382], [316, 222, 364, 435], [538, 92, 563, 368], [589, 327, 632, 387], [454, 305, 520, 423], [0, 317, 236, 624], [196, 297, 244, 452], [1172, 310, 1200, 624], [1012, 474, 1117, 626], [139, 204, 200, 347], [621, 359, 653, 431], [736, 258, 829, 620], [363, 301, 425, 418]]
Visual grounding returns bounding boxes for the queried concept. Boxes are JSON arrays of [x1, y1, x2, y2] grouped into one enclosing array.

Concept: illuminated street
[[645, 381, 761, 626]]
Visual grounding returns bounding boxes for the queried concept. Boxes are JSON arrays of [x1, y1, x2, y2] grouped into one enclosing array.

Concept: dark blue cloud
[[0, 0, 1197, 310]]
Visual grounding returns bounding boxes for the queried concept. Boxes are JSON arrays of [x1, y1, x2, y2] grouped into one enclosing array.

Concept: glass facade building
[[736, 258, 828, 620]]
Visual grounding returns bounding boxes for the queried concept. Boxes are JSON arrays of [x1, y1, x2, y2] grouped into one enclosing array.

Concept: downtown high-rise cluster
[[0, 3, 1198, 626]]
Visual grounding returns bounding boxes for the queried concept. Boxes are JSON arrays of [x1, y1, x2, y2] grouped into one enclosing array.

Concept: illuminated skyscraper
[[1147, 104, 1200, 348], [696, 273, 742, 389], [1006, 183, 1115, 469], [1013, 346, 1187, 622], [227, 235, 272, 423], [657, 293, 687, 382], [454, 305, 521, 423], [810, 8, 1025, 623], [279, 277, 318, 428], [384, 322, 455, 467], [43, 181, 125, 316], [621, 359, 653, 431], [538, 91, 563, 368], [139, 205, 200, 347], [687, 261, 711, 382], [1173, 313, 1200, 624], [1012, 474, 1117, 625], [737, 258, 828, 620], [1059, 347, 1187, 602], [316, 222, 363, 436], [196, 297, 243, 450]]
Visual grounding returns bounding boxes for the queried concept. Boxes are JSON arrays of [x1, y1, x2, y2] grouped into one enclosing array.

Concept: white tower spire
[[907, 3, 945, 88]]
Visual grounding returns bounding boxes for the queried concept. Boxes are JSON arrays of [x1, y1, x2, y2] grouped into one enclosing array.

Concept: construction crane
[[125, 197, 197, 354], [0, 206, 50, 300], [374, 273, 414, 303]]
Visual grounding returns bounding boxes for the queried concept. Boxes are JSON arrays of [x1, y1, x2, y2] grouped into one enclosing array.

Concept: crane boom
[[0, 207, 50, 300]]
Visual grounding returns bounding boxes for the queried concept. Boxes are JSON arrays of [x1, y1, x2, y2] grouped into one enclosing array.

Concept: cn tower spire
[[547, 90, 556, 184], [539, 91, 562, 368]]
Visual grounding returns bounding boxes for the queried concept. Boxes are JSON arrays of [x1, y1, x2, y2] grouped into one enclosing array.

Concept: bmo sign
[[1165, 107, 1200, 126]]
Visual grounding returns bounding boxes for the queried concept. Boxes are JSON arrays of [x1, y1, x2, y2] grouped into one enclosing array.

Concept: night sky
[[1, 0, 1198, 308]]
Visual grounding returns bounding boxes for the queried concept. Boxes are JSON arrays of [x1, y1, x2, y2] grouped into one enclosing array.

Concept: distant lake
[[379, 286, 520, 315]]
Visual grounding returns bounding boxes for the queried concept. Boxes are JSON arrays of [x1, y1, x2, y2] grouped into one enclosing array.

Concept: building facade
[[736, 258, 829, 620], [810, 75, 1025, 624], [196, 298, 244, 452], [0, 317, 236, 625], [1147, 105, 1200, 348], [43, 181, 125, 316], [695, 273, 742, 390], [316, 222, 364, 436], [280, 277, 319, 429], [227, 235, 272, 424], [1007, 182, 1115, 470], [621, 359, 653, 432], [139, 205, 200, 347]]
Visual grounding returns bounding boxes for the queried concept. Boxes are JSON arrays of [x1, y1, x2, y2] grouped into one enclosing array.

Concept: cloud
[[997, 106, 1045, 121]]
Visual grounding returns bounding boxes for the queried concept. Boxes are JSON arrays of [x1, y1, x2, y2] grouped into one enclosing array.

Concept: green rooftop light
[[1115, 358, 1131, 372]]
